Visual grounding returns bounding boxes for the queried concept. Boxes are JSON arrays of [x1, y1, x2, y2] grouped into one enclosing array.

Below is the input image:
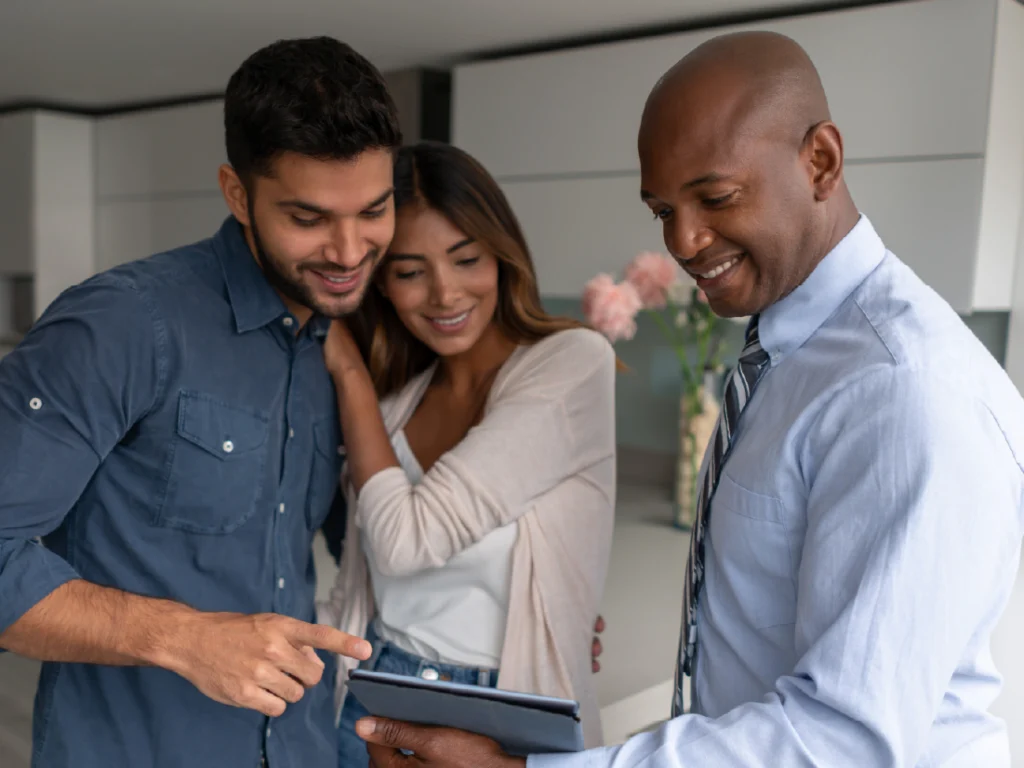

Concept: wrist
[[331, 360, 373, 391], [134, 602, 202, 672]]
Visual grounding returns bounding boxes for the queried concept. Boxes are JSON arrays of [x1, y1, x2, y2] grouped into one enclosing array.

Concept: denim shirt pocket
[[306, 416, 342, 531], [155, 390, 270, 534]]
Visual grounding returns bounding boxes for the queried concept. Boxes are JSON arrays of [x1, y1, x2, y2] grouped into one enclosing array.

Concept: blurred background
[[1, 0, 1022, 765]]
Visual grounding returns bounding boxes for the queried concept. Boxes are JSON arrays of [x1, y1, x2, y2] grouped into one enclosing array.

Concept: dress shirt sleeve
[[529, 366, 1023, 767], [0, 275, 164, 637], [355, 328, 615, 577]]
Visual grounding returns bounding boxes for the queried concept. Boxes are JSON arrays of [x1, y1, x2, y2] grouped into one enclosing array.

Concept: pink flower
[[624, 251, 680, 309], [583, 274, 643, 342]]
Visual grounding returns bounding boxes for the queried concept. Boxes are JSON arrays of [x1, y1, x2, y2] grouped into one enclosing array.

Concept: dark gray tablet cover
[[347, 669, 585, 756]]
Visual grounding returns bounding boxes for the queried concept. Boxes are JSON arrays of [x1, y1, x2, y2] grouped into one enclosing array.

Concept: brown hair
[[349, 140, 584, 397]]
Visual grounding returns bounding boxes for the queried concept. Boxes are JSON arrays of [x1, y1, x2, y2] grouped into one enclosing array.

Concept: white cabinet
[[0, 111, 94, 319], [454, 0, 994, 179], [96, 101, 225, 199], [843, 159, 984, 313], [96, 195, 229, 272], [501, 159, 987, 312], [453, 0, 1024, 313], [94, 100, 228, 269]]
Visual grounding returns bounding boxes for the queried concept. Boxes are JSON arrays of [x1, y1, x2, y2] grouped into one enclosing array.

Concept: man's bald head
[[641, 31, 831, 151], [637, 31, 858, 318]]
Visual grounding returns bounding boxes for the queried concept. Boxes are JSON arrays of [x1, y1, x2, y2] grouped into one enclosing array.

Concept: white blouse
[[365, 429, 518, 669]]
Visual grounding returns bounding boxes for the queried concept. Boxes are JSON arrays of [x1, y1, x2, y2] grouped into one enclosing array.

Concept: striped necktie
[[673, 314, 771, 716]]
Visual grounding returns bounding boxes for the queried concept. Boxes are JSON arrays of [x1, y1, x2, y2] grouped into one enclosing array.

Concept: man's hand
[[161, 612, 372, 717], [356, 717, 526, 768]]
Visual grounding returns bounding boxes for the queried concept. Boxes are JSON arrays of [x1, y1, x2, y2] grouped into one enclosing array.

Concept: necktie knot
[[740, 315, 769, 366]]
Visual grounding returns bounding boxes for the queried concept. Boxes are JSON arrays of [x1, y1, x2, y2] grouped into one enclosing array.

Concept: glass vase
[[673, 370, 720, 530]]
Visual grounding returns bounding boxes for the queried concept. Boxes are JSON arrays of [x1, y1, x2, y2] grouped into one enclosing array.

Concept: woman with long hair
[[318, 141, 616, 765]]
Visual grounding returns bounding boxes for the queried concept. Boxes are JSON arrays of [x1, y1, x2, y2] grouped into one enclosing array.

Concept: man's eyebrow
[[277, 200, 329, 215], [682, 172, 731, 190], [276, 188, 394, 216]]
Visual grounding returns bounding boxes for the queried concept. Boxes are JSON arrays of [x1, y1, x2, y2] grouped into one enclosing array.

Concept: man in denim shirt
[[0, 36, 400, 768]]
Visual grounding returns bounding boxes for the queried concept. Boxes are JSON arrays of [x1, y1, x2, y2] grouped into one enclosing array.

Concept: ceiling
[[0, 0, 877, 109]]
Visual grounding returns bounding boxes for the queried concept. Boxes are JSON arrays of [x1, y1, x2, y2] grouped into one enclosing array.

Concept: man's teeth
[[700, 258, 738, 280], [432, 311, 469, 326], [324, 274, 353, 284]]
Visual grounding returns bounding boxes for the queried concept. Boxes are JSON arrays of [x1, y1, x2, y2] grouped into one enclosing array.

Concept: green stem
[[650, 309, 698, 394]]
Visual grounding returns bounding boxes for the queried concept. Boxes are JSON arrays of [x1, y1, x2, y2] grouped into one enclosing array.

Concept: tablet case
[[346, 669, 585, 756]]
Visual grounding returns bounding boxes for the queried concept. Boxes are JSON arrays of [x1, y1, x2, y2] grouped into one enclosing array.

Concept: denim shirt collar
[[212, 216, 330, 338]]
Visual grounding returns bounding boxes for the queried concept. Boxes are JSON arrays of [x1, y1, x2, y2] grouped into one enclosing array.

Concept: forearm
[[0, 578, 198, 669], [332, 364, 400, 492]]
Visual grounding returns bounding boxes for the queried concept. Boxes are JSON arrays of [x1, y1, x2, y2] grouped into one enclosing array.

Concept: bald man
[[343, 32, 1024, 768]]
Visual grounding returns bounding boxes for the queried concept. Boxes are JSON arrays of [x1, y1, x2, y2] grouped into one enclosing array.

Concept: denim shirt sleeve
[[0, 274, 165, 637]]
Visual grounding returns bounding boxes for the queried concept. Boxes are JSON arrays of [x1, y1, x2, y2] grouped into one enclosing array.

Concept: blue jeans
[[337, 623, 499, 768]]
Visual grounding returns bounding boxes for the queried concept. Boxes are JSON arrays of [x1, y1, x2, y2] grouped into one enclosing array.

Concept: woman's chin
[[425, 335, 479, 358]]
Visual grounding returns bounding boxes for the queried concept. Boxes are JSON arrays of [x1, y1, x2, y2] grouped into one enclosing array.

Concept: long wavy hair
[[348, 140, 583, 397]]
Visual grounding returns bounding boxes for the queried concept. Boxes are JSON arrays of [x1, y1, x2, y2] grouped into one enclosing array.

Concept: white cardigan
[[317, 328, 617, 748]]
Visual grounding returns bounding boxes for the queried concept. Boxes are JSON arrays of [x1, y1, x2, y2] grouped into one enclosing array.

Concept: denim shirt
[[0, 217, 344, 768]]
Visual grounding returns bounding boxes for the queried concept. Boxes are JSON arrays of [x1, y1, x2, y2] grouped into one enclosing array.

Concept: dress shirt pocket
[[306, 416, 342, 530], [708, 472, 797, 629], [155, 390, 270, 534]]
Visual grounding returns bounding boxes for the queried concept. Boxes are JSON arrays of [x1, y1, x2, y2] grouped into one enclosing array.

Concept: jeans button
[[420, 667, 440, 681]]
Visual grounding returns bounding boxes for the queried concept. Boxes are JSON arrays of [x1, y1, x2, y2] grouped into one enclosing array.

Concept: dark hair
[[349, 141, 584, 396], [224, 36, 402, 183]]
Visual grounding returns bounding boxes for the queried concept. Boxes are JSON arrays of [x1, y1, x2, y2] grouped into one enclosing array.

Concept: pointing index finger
[[288, 621, 372, 660]]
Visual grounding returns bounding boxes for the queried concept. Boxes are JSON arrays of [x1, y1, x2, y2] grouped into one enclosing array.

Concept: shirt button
[[222, 440, 234, 453], [288, 428, 295, 439], [278, 578, 285, 589], [278, 503, 286, 514], [420, 667, 440, 681], [29, 397, 42, 410], [282, 317, 294, 328]]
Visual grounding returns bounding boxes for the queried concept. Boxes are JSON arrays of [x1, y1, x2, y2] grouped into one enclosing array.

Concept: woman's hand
[[323, 319, 366, 380], [324, 317, 401, 491]]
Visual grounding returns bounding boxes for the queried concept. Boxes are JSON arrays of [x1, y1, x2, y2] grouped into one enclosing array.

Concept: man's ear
[[219, 164, 252, 226], [805, 120, 845, 202]]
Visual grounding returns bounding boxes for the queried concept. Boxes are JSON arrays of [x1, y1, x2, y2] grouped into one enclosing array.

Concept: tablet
[[347, 669, 585, 756]]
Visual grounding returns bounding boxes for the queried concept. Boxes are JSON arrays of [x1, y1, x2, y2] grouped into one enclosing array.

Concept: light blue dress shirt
[[532, 216, 1024, 767]]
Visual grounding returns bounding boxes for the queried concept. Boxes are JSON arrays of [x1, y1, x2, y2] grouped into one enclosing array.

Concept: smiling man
[[0, 36, 399, 768], [353, 31, 1024, 768]]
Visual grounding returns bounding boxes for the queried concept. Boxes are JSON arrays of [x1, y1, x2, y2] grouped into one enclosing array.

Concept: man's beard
[[250, 215, 375, 320]]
